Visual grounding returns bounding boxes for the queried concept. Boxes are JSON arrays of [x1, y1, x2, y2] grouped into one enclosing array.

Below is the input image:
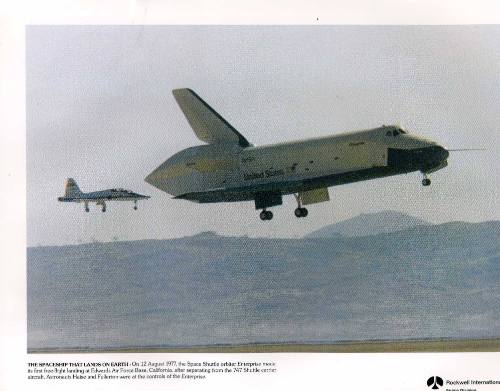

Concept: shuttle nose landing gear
[[259, 209, 273, 221], [421, 173, 431, 187], [293, 194, 308, 218]]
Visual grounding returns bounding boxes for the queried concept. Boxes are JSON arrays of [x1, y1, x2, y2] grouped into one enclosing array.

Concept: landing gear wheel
[[293, 194, 308, 218], [134, 206, 138, 210], [422, 178, 431, 186], [102, 207, 106, 213], [259, 210, 273, 221], [85, 208, 89, 213], [294, 207, 308, 218]]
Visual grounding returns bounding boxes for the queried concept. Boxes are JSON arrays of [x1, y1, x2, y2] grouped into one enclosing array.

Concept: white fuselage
[[145, 125, 448, 203]]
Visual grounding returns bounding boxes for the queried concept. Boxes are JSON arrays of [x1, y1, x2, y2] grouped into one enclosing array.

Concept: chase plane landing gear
[[293, 194, 308, 218], [421, 173, 431, 187], [97, 201, 107, 212], [259, 209, 273, 221]]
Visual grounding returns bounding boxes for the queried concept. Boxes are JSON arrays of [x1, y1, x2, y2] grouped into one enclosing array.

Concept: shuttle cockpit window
[[392, 128, 407, 136], [386, 128, 406, 136]]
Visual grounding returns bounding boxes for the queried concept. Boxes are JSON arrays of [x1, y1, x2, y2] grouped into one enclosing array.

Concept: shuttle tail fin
[[172, 88, 252, 148], [64, 178, 83, 197]]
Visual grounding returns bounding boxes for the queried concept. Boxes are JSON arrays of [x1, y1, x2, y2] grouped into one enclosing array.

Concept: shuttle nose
[[438, 145, 449, 160], [387, 144, 449, 172], [427, 145, 449, 167]]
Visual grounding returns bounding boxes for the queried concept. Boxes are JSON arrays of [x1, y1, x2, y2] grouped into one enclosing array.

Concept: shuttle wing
[[172, 88, 252, 148]]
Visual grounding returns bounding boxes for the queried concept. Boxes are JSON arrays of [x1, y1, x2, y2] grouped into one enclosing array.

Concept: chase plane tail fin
[[64, 178, 83, 197]]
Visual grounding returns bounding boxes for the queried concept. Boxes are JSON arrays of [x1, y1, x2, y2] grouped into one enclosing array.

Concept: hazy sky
[[27, 25, 500, 246]]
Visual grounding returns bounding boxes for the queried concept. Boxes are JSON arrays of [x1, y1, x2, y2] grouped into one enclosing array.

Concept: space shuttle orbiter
[[145, 89, 449, 220]]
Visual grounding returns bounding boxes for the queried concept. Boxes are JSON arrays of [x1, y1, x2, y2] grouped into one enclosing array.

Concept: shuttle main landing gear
[[259, 209, 273, 221], [294, 207, 308, 218], [293, 194, 308, 218], [422, 173, 431, 187]]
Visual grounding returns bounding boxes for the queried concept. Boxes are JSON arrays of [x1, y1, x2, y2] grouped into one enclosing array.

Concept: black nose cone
[[388, 145, 449, 171], [423, 145, 449, 170], [438, 146, 449, 160]]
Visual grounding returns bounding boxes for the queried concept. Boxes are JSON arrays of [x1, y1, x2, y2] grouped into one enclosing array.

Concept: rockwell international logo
[[427, 376, 444, 389], [425, 375, 500, 391]]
